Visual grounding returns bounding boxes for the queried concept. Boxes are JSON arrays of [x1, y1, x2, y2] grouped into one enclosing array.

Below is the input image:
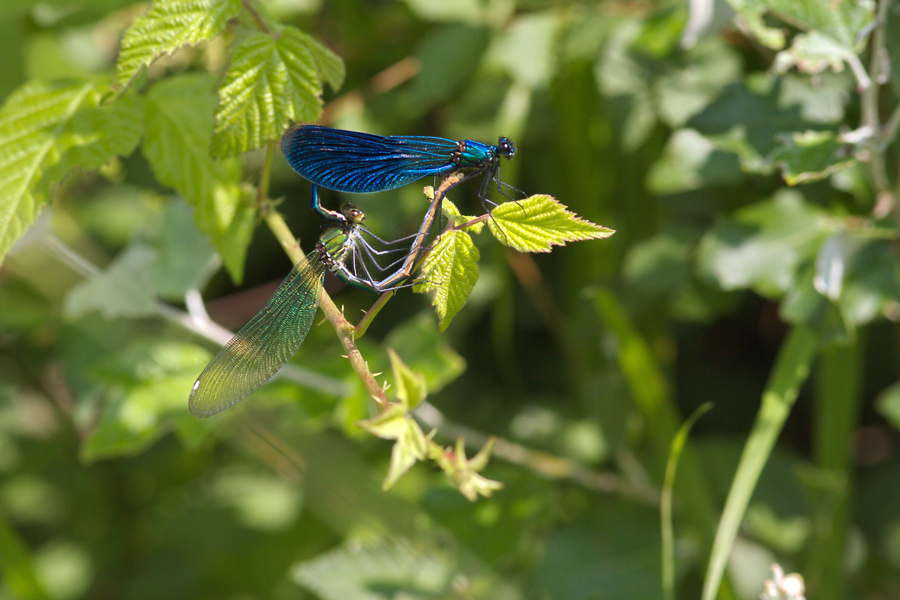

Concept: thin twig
[[414, 402, 661, 506]]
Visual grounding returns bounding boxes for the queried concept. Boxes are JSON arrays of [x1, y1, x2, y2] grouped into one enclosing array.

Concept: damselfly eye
[[497, 137, 515, 159]]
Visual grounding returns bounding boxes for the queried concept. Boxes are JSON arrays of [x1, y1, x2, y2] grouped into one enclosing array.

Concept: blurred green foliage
[[1, 1, 900, 599]]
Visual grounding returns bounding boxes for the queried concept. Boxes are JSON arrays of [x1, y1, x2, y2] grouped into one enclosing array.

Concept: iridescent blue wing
[[281, 125, 460, 193], [189, 253, 326, 417]]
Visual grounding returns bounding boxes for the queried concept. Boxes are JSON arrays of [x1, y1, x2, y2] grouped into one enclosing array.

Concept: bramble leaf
[[488, 195, 615, 252], [0, 80, 142, 267], [211, 26, 343, 157], [697, 190, 839, 297], [415, 200, 479, 331], [142, 73, 253, 283], [770, 130, 854, 185], [724, 0, 873, 52], [115, 0, 241, 88], [305, 34, 345, 92], [388, 348, 427, 410], [357, 403, 427, 490]]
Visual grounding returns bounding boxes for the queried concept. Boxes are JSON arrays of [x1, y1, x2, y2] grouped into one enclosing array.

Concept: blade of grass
[[591, 289, 735, 598], [701, 325, 819, 600], [806, 336, 864, 599], [663, 402, 713, 600]]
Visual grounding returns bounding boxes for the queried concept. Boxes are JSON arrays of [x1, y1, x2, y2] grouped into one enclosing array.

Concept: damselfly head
[[340, 204, 366, 224], [497, 137, 515, 159]]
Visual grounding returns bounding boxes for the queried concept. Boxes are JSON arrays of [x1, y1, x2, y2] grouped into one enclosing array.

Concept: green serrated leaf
[[64, 245, 158, 319], [212, 26, 327, 157], [439, 196, 482, 232], [142, 73, 252, 283], [387, 348, 427, 410], [415, 228, 479, 331], [46, 91, 144, 181], [305, 35, 345, 92], [770, 130, 854, 185], [357, 404, 409, 440], [0, 79, 139, 267], [383, 418, 427, 490], [488, 195, 615, 253], [115, 0, 241, 88]]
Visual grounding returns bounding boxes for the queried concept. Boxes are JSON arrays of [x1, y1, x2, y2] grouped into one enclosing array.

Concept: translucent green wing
[[189, 254, 325, 417]]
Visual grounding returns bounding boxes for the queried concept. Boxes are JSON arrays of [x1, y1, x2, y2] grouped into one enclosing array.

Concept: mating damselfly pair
[[189, 125, 519, 417]]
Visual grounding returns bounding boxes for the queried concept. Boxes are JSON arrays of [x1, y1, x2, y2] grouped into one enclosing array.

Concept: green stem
[[257, 141, 274, 212], [861, 0, 892, 196]]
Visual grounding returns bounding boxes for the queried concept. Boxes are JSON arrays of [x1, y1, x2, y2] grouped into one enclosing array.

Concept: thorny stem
[[262, 208, 389, 412]]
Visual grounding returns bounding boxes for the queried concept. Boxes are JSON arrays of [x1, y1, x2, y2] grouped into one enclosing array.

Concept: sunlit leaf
[[295, 540, 461, 600], [212, 26, 343, 157], [774, 32, 854, 76], [488, 195, 614, 253], [115, 0, 241, 88], [415, 227, 479, 332], [305, 34, 345, 92], [401, 0, 483, 22], [724, 0, 873, 51], [0, 80, 141, 267]]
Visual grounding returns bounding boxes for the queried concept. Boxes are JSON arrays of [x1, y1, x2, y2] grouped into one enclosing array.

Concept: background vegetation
[[1, 1, 899, 599]]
